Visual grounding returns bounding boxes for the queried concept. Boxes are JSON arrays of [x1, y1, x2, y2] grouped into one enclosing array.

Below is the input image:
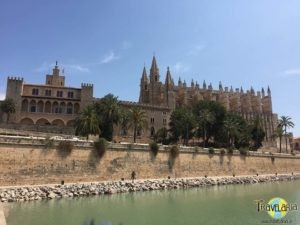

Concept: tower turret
[[219, 81, 223, 91], [150, 56, 159, 82], [165, 66, 174, 88], [139, 66, 150, 104], [203, 80, 207, 89]]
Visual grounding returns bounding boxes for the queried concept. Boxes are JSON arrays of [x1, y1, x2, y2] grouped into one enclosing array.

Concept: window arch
[[150, 127, 155, 136], [45, 101, 51, 113], [21, 99, 28, 112], [37, 101, 44, 113], [29, 100, 36, 112]]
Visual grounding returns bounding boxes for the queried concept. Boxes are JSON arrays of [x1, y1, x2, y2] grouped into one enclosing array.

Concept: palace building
[[2, 57, 278, 145]]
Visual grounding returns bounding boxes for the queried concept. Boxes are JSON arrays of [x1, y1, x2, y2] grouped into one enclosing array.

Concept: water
[[6, 180, 300, 225]]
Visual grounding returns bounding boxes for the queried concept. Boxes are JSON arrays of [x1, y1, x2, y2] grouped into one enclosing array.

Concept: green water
[[6, 180, 300, 225]]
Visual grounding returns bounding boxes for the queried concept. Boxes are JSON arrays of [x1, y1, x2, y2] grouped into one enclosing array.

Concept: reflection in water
[[6, 180, 300, 225]]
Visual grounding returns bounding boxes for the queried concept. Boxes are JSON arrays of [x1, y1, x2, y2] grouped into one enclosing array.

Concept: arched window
[[60, 102, 66, 114], [29, 100, 36, 112], [37, 101, 44, 113], [21, 99, 28, 112], [45, 101, 51, 113], [150, 127, 155, 136], [52, 102, 59, 113], [67, 102, 73, 114]]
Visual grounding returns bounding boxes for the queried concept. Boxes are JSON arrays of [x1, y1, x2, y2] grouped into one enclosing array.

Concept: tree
[[193, 100, 226, 147], [153, 127, 169, 145], [169, 107, 196, 145], [250, 115, 265, 150], [273, 125, 284, 153], [129, 107, 148, 143], [0, 98, 16, 123], [75, 105, 100, 139], [278, 116, 295, 153], [222, 113, 250, 149], [119, 108, 131, 136], [94, 94, 120, 141]]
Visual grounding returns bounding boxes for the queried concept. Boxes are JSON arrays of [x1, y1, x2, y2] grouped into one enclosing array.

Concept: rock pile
[[0, 174, 298, 203]]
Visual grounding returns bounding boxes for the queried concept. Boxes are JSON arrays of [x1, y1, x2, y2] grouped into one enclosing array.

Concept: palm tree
[[0, 98, 16, 123], [129, 107, 147, 143], [94, 94, 120, 141], [198, 109, 215, 148], [223, 115, 240, 148], [75, 106, 100, 139], [119, 108, 130, 136], [250, 115, 265, 150], [279, 116, 295, 153], [272, 125, 284, 153]]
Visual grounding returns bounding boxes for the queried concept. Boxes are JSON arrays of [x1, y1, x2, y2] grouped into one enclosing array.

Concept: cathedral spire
[[267, 86, 271, 96], [240, 86, 244, 93], [261, 87, 265, 97], [178, 77, 182, 86], [203, 80, 207, 89], [150, 56, 159, 82], [219, 81, 223, 91], [141, 66, 148, 82], [165, 66, 173, 87]]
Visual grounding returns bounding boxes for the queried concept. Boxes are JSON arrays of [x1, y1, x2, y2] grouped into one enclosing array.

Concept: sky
[[0, 0, 299, 136]]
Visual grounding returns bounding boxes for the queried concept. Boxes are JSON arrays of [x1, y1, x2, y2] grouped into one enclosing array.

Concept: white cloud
[[173, 62, 190, 74], [34, 62, 90, 74], [284, 69, 300, 76], [100, 51, 120, 64], [67, 64, 90, 73], [187, 44, 206, 56]]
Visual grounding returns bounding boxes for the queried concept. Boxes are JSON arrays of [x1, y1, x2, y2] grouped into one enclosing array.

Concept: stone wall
[[0, 144, 299, 186]]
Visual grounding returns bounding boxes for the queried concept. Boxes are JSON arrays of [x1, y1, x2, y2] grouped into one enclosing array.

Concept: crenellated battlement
[[81, 83, 93, 87], [7, 76, 24, 82]]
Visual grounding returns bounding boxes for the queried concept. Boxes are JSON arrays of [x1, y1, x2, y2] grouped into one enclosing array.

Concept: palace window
[[45, 90, 51, 96], [150, 127, 155, 136], [57, 91, 63, 97], [150, 118, 154, 124], [30, 106, 36, 112], [32, 88, 39, 96], [67, 91, 74, 98], [163, 118, 167, 125], [66, 108, 73, 114]]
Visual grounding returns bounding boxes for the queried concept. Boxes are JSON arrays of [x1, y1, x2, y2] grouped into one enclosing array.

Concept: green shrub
[[208, 147, 215, 154], [227, 147, 234, 154], [239, 147, 248, 156], [93, 138, 108, 158], [149, 142, 159, 157], [44, 137, 54, 149], [170, 145, 179, 159], [57, 141, 74, 157], [220, 149, 226, 155]]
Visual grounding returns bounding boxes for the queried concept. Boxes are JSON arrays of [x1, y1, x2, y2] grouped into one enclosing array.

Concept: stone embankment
[[0, 174, 298, 203]]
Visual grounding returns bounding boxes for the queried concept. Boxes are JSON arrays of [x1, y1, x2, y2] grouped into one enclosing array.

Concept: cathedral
[[1, 56, 278, 145], [139, 56, 277, 143]]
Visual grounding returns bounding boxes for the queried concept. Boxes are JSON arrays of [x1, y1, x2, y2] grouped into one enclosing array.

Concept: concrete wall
[[0, 144, 299, 186]]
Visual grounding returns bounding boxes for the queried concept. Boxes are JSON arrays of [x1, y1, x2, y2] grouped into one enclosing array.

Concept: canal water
[[6, 180, 300, 225]]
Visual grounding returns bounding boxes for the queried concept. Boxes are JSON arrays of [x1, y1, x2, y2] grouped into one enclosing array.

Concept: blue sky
[[0, 0, 299, 136]]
